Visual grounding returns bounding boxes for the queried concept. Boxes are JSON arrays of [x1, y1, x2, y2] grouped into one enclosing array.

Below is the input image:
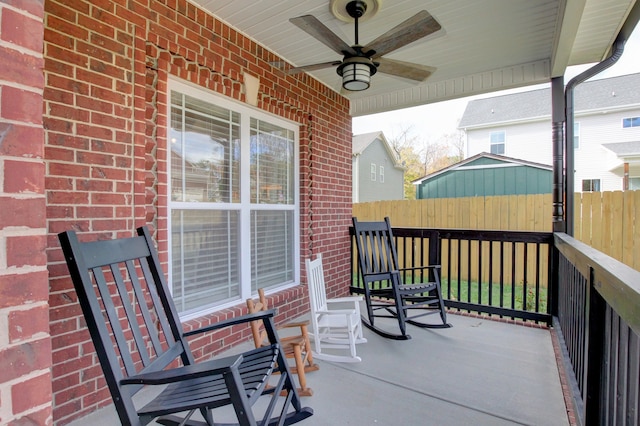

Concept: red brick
[[0, 271, 49, 309], [0, 338, 51, 383], [4, 160, 45, 194], [9, 305, 49, 343], [47, 162, 90, 178], [1, 86, 42, 124], [0, 196, 45, 229], [6, 235, 47, 268], [3, 1, 45, 18], [0, 123, 44, 157], [1, 8, 43, 52], [11, 372, 52, 414], [6, 406, 52, 426], [0, 46, 44, 89]]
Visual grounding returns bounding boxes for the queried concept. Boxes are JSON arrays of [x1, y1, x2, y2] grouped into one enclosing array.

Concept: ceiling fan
[[285, 0, 441, 91]]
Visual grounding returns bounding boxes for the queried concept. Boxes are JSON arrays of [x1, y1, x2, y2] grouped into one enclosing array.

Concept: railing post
[[549, 237, 560, 318], [583, 266, 605, 425]]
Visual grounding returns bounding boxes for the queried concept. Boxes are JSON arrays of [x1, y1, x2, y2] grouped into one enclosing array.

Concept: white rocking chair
[[305, 254, 367, 363]]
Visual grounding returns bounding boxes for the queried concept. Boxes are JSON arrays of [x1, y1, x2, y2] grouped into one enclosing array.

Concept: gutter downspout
[[552, 76, 565, 232], [564, 38, 625, 235]]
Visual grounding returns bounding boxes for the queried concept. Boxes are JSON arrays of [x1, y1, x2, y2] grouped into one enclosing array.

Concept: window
[[630, 177, 640, 190], [622, 117, 640, 128], [370, 163, 376, 181], [582, 179, 601, 192], [169, 80, 298, 315], [379, 166, 385, 183], [490, 131, 505, 155], [573, 122, 580, 149]]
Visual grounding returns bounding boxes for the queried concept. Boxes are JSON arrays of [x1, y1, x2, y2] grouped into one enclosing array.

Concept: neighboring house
[[353, 131, 405, 202], [459, 73, 640, 192], [412, 153, 552, 199]]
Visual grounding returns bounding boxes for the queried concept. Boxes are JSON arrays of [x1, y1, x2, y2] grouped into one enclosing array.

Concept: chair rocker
[[305, 254, 367, 363], [246, 289, 319, 397], [351, 217, 451, 340], [58, 226, 313, 426]]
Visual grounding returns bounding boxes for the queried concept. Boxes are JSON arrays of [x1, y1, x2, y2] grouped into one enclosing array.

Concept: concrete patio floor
[[69, 312, 569, 426]]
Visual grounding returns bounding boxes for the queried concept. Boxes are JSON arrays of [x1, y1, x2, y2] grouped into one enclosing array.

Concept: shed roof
[[412, 152, 552, 185]]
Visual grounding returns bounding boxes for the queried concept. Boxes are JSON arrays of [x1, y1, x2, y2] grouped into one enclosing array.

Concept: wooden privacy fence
[[353, 190, 640, 272]]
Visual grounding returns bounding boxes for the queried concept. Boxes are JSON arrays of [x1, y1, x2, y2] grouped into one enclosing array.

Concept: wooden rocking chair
[[246, 288, 319, 397], [58, 226, 313, 426], [351, 217, 451, 340]]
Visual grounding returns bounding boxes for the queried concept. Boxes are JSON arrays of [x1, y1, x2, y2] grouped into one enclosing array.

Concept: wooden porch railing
[[350, 226, 554, 325], [350, 226, 640, 425], [554, 232, 640, 426]]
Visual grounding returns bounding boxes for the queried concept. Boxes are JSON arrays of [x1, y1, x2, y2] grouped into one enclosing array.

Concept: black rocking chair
[[58, 226, 313, 426], [351, 217, 451, 340]]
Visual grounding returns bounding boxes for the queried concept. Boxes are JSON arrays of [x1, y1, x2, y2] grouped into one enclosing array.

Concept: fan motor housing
[[330, 0, 380, 22]]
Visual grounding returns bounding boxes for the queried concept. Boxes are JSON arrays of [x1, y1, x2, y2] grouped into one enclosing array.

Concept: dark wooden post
[[583, 267, 606, 425]]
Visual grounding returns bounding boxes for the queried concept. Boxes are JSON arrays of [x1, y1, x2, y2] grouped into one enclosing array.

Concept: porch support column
[[551, 76, 565, 233]]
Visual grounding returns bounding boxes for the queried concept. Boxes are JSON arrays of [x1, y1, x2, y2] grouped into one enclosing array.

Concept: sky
[[352, 26, 640, 144]]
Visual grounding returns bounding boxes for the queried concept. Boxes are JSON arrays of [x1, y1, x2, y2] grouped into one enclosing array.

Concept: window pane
[[490, 131, 505, 154], [582, 179, 601, 192], [490, 131, 505, 143], [490, 144, 505, 155], [171, 209, 240, 313], [250, 119, 294, 204], [630, 178, 640, 190], [251, 210, 294, 291], [573, 122, 580, 149], [170, 93, 240, 203]]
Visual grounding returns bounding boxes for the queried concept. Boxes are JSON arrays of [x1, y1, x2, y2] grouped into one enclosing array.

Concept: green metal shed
[[413, 153, 552, 199]]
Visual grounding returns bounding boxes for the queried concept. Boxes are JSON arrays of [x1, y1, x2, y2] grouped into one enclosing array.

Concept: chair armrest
[[327, 296, 363, 304], [281, 320, 310, 329], [120, 353, 245, 386], [183, 309, 277, 337], [318, 308, 357, 316], [398, 265, 441, 272]]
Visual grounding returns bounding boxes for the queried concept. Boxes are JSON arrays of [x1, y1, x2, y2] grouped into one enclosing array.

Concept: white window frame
[[370, 163, 376, 181], [622, 116, 640, 128], [582, 179, 601, 192], [168, 79, 300, 320], [490, 131, 505, 155], [379, 165, 385, 183]]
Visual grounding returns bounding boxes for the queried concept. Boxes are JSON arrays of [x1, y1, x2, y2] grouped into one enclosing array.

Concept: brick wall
[[0, 1, 52, 425], [43, 0, 352, 424]]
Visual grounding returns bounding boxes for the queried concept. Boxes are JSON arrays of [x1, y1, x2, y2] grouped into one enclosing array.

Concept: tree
[[387, 126, 465, 199]]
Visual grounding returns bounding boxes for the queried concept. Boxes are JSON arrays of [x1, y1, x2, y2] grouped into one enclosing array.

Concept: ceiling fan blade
[[286, 60, 343, 75], [290, 15, 356, 56], [364, 10, 441, 58], [376, 58, 435, 81]]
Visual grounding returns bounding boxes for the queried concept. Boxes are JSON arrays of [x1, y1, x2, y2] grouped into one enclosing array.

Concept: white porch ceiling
[[190, 0, 638, 116]]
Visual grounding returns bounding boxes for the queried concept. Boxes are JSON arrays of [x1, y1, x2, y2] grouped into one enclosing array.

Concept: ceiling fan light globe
[[339, 62, 371, 91]]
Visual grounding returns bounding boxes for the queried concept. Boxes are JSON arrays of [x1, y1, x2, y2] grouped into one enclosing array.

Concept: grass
[[441, 278, 548, 313], [353, 274, 549, 313]]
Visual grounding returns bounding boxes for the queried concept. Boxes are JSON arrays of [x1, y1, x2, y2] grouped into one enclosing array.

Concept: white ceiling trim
[[351, 59, 551, 116]]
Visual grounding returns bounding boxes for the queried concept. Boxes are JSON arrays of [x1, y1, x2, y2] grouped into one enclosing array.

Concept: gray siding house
[[412, 153, 552, 199], [459, 73, 640, 192], [353, 131, 405, 202]]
